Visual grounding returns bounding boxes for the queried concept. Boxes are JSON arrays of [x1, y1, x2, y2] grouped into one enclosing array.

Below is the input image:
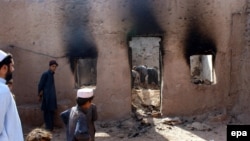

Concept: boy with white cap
[[0, 50, 24, 141], [60, 88, 98, 141]]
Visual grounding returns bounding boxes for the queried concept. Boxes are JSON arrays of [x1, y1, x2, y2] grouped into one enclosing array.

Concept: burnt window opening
[[74, 58, 97, 88], [185, 27, 217, 85], [129, 36, 163, 117], [190, 55, 216, 85]]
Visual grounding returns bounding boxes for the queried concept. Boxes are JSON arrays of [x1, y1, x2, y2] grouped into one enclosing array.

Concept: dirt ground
[[23, 114, 229, 141], [23, 88, 231, 141]]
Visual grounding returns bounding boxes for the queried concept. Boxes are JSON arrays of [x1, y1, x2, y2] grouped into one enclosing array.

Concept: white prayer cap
[[77, 88, 94, 98], [0, 50, 8, 62]]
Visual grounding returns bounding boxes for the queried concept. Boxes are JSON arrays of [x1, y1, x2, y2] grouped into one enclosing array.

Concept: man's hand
[[38, 91, 43, 102], [38, 95, 42, 102]]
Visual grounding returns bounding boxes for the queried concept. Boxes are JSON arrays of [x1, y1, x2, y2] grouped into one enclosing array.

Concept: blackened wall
[[0, 0, 249, 124]]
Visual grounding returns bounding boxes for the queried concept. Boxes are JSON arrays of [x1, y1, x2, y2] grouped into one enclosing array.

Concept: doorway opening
[[129, 37, 162, 118]]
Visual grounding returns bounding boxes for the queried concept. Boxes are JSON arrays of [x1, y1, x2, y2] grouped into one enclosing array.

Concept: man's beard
[[5, 68, 13, 82]]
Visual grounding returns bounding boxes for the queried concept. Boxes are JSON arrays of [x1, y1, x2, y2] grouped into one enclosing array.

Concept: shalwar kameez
[[0, 78, 23, 140]]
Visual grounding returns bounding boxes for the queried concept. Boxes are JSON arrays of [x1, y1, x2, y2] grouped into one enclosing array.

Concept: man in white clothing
[[0, 50, 24, 141]]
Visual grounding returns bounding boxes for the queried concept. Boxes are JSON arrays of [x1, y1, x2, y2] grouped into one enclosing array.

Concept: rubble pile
[[131, 88, 161, 118], [96, 117, 153, 139], [92, 88, 235, 140]]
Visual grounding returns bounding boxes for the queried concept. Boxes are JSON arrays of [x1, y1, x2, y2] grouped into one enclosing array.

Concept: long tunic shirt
[[38, 70, 57, 111], [84, 104, 98, 141], [61, 106, 90, 141], [0, 78, 24, 141]]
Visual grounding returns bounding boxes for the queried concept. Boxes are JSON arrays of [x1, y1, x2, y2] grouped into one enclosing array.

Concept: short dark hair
[[0, 55, 12, 68], [76, 96, 94, 106], [49, 60, 58, 66]]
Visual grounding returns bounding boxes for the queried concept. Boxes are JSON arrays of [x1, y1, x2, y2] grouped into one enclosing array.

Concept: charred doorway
[[129, 37, 162, 117]]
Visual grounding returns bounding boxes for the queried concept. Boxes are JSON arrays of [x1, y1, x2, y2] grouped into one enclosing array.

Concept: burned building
[[0, 0, 249, 127]]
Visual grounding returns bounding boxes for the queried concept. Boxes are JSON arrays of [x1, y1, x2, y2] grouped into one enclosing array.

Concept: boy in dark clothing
[[60, 88, 98, 141], [38, 60, 58, 131]]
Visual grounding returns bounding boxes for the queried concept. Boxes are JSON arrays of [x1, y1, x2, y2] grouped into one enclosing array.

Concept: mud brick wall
[[0, 0, 249, 126]]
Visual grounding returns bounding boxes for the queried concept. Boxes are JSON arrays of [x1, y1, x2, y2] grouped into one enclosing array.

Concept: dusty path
[[24, 116, 227, 141]]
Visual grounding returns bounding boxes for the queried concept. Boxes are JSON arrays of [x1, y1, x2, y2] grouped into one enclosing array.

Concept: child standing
[[60, 88, 97, 141]]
